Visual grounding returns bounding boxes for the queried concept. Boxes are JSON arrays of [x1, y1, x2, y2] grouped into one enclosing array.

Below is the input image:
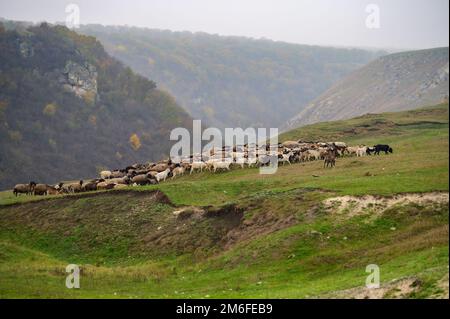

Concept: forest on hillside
[[0, 22, 191, 189], [80, 25, 386, 128]]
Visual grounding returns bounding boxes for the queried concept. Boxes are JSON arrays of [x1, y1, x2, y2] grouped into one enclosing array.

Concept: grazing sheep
[[57, 182, 72, 194], [96, 182, 115, 190], [346, 146, 358, 156], [190, 161, 208, 174], [46, 185, 60, 195], [83, 181, 98, 192], [68, 180, 84, 193], [282, 141, 301, 149], [366, 147, 375, 155], [356, 146, 368, 157], [318, 148, 329, 160], [258, 153, 278, 166], [106, 176, 130, 185], [147, 171, 158, 178], [232, 153, 246, 168], [246, 156, 258, 167], [100, 170, 112, 179], [132, 174, 155, 185], [333, 142, 347, 148], [172, 166, 186, 179], [152, 163, 169, 172], [212, 161, 232, 172], [110, 170, 126, 179], [33, 184, 49, 195], [33, 184, 60, 196], [156, 168, 171, 182], [306, 150, 321, 161], [13, 182, 36, 196], [373, 144, 393, 155], [279, 151, 293, 165]]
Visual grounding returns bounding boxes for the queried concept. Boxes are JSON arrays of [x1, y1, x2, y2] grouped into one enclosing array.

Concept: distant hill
[[284, 47, 449, 130], [0, 22, 191, 189], [79, 25, 385, 129]]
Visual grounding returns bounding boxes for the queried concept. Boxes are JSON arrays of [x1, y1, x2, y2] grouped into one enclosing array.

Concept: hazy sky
[[0, 0, 448, 49]]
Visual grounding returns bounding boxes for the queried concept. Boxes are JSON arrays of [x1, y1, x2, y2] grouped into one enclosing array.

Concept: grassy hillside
[[0, 104, 448, 298], [285, 47, 449, 130], [0, 22, 192, 190], [79, 24, 385, 129]]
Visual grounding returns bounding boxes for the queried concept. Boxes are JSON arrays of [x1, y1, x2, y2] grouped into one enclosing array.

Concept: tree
[[43, 102, 57, 116], [129, 133, 141, 151]]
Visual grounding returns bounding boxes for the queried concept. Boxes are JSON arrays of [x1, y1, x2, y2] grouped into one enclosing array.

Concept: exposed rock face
[[284, 47, 449, 130], [61, 60, 98, 99]]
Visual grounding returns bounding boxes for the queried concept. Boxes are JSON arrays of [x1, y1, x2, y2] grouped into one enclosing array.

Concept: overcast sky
[[0, 0, 448, 49]]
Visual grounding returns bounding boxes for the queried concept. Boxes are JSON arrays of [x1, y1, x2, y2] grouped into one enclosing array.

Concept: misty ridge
[[79, 24, 387, 129]]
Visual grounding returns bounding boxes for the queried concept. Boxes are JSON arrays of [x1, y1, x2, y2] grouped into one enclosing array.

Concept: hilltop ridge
[[285, 47, 449, 130]]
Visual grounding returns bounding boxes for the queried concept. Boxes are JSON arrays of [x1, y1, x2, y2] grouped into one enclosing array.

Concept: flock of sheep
[[12, 141, 393, 196]]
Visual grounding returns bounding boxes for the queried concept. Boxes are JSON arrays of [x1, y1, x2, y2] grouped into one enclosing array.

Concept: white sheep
[[172, 166, 185, 179], [212, 160, 231, 172], [246, 156, 258, 167], [306, 149, 321, 161], [190, 161, 208, 174], [156, 168, 171, 183], [346, 146, 358, 156], [356, 146, 368, 157], [100, 170, 112, 179], [279, 151, 293, 165]]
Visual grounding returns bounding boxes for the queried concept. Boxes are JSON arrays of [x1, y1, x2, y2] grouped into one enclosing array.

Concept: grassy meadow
[[0, 103, 448, 298]]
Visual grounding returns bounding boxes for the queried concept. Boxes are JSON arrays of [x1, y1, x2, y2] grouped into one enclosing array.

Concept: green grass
[[0, 103, 448, 298]]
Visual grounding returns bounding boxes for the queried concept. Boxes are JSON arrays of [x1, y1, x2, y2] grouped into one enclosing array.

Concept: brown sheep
[[13, 182, 36, 196], [152, 163, 168, 172], [97, 182, 115, 190], [46, 185, 60, 195], [131, 174, 154, 185], [83, 180, 98, 192], [105, 176, 130, 185], [110, 170, 126, 178], [33, 184, 49, 195], [68, 180, 84, 193]]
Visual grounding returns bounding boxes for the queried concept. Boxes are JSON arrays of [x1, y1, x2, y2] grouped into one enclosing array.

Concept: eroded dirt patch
[[324, 276, 423, 299], [323, 192, 449, 218]]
